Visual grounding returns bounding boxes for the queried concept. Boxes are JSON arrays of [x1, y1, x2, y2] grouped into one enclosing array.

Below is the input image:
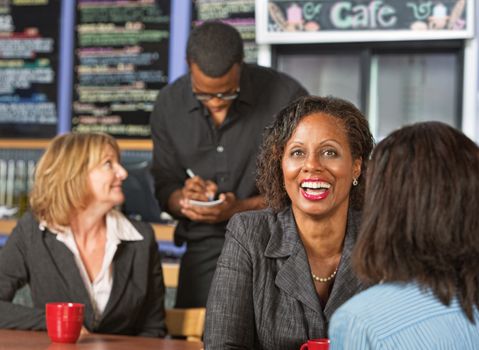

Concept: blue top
[[329, 282, 479, 350]]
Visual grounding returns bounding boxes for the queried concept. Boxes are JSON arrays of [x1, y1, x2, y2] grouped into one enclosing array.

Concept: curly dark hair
[[187, 21, 244, 77], [257, 95, 374, 212], [354, 121, 479, 322]]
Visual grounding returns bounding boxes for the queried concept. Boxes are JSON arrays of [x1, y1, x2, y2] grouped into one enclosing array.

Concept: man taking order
[[150, 21, 308, 307]]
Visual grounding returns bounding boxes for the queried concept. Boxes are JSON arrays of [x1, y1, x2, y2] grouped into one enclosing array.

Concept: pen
[[186, 168, 196, 178], [185, 168, 214, 201]]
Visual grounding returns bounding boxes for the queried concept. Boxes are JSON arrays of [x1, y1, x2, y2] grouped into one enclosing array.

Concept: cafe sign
[[256, 0, 474, 43]]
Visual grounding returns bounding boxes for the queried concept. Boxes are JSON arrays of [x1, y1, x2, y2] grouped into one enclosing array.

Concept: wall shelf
[[0, 140, 50, 149], [117, 139, 153, 151], [0, 139, 153, 151]]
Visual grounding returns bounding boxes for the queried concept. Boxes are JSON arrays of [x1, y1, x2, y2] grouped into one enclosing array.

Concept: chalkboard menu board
[[0, 0, 60, 138], [72, 0, 170, 139], [257, 0, 473, 44], [192, 0, 258, 64]]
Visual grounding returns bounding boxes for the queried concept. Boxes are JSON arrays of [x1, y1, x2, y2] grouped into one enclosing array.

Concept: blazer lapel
[[43, 231, 95, 323], [324, 209, 365, 319], [266, 208, 364, 318], [275, 242, 322, 313], [265, 208, 322, 313], [101, 242, 135, 318]]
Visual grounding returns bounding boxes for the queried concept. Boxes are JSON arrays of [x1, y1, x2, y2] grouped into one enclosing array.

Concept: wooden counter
[[0, 219, 15, 234], [0, 220, 175, 242], [0, 329, 203, 350]]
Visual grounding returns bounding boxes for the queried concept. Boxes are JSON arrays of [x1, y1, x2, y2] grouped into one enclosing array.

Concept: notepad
[[188, 198, 224, 207]]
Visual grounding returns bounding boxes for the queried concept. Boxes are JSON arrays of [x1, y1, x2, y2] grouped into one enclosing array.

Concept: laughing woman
[[204, 96, 374, 349], [0, 133, 166, 337]]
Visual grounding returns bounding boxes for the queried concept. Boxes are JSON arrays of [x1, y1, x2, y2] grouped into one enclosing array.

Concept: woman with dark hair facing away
[[0, 133, 166, 337], [204, 96, 374, 349], [329, 122, 479, 349]]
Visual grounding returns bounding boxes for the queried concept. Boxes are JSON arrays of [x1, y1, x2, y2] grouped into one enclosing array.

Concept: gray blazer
[[204, 207, 366, 350], [0, 211, 166, 337]]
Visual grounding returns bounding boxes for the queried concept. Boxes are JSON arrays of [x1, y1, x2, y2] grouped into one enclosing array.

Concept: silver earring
[[352, 178, 358, 186]]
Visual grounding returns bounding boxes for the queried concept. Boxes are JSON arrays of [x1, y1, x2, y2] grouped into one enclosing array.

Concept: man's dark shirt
[[150, 63, 307, 244]]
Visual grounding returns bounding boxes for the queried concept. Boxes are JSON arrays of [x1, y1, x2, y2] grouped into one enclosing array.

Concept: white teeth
[[301, 181, 331, 189]]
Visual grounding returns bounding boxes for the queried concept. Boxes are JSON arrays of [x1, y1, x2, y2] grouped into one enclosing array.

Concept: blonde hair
[[29, 132, 120, 228]]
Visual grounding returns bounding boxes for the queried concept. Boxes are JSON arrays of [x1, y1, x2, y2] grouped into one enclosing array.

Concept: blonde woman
[[0, 133, 166, 337]]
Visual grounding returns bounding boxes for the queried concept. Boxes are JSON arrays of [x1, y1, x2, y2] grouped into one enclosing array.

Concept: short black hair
[[257, 95, 374, 212], [187, 21, 244, 77]]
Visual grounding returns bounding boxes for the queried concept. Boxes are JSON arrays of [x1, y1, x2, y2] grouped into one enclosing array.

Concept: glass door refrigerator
[[256, 0, 476, 141], [273, 41, 463, 140]]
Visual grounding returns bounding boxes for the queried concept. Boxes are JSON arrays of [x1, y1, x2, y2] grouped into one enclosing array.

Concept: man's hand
[[182, 175, 217, 202], [166, 175, 217, 218], [180, 192, 238, 224], [167, 174, 265, 221]]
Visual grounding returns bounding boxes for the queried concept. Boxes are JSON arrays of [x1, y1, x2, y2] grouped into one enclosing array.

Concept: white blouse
[[40, 210, 143, 325]]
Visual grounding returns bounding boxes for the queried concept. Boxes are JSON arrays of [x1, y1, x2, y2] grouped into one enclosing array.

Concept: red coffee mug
[[46, 302, 85, 343], [300, 338, 330, 350]]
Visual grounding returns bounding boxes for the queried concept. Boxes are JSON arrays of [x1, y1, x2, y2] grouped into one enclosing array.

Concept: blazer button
[[216, 146, 224, 153]]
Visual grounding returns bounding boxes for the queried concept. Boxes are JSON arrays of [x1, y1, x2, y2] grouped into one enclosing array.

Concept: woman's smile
[[282, 112, 362, 218], [300, 179, 332, 200]]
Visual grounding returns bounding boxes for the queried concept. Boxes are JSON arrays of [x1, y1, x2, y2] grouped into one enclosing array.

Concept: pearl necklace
[[311, 268, 338, 283]]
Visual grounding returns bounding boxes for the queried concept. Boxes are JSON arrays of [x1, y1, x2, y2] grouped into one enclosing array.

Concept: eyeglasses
[[193, 88, 240, 102]]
